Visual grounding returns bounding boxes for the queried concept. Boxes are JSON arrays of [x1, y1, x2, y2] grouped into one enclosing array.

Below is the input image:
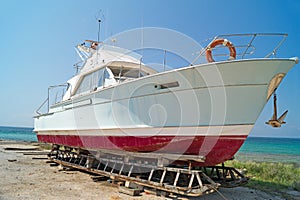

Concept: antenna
[[95, 9, 105, 43], [97, 19, 101, 43]]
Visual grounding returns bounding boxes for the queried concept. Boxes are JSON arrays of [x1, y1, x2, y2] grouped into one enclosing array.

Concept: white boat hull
[[34, 58, 296, 166]]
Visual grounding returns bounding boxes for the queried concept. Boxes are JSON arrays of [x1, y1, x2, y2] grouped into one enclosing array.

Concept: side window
[[75, 73, 93, 95], [104, 68, 110, 79], [75, 68, 105, 95], [95, 68, 104, 88]]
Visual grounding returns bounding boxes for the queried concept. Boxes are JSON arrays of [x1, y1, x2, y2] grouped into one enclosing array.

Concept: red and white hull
[[34, 58, 297, 166], [37, 125, 250, 166]]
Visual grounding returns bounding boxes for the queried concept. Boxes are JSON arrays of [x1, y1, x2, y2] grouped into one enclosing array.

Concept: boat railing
[[128, 33, 288, 73], [35, 84, 69, 115], [192, 33, 288, 64]]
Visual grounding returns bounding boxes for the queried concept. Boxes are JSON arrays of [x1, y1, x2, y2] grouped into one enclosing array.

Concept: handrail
[[35, 98, 48, 115], [204, 44, 255, 57], [241, 33, 257, 59], [265, 34, 288, 58], [35, 84, 69, 116], [192, 33, 288, 65]]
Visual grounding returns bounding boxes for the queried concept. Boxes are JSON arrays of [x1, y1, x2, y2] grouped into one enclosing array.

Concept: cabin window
[[123, 69, 147, 78], [75, 68, 107, 95], [110, 67, 148, 79]]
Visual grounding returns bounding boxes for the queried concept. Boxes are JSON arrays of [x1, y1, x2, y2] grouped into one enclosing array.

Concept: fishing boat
[[34, 32, 298, 167]]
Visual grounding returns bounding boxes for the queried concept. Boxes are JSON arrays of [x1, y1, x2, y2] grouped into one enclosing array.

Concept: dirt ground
[[0, 140, 299, 200]]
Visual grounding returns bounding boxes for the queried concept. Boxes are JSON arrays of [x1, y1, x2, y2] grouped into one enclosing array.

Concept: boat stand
[[201, 164, 249, 188], [48, 146, 248, 197]]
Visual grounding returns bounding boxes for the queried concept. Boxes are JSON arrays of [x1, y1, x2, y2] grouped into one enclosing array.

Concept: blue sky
[[0, 0, 299, 138]]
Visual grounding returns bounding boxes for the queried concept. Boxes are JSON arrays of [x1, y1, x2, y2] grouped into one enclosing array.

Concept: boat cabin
[[62, 47, 157, 101]]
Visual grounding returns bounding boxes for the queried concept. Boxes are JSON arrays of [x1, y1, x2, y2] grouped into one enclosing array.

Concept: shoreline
[[0, 140, 299, 200]]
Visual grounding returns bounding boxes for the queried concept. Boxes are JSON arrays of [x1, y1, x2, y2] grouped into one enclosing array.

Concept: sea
[[0, 126, 300, 165], [236, 137, 300, 165], [0, 126, 37, 142]]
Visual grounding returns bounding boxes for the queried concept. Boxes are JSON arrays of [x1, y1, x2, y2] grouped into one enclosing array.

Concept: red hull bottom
[[37, 135, 247, 166]]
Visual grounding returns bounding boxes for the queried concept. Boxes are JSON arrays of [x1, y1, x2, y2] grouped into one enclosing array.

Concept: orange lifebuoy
[[205, 39, 236, 63]]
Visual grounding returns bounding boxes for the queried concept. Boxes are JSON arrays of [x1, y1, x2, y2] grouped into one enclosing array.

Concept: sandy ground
[[0, 140, 299, 200]]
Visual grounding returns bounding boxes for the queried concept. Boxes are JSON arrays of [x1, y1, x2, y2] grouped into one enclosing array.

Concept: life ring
[[205, 39, 236, 63]]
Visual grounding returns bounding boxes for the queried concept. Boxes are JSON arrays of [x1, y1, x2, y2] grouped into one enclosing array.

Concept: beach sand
[[0, 140, 298, 200]]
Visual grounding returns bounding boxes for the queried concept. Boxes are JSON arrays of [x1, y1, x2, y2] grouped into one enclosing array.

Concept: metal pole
[[139, 58, 142, 78], [97, 19, 101, 43], [241, 34, 256, 59], [47, 87, 50, 113], [163, 50, 166, 72], [102, 68, 105, 87]]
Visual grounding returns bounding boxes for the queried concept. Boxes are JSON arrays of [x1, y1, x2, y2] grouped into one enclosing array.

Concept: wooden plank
[[23, 152, 49, 155], [91, 176, 108, 182], [32, 157, 48, 160], [4, 147, 39, 151], [118, 186, 140, 196]]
